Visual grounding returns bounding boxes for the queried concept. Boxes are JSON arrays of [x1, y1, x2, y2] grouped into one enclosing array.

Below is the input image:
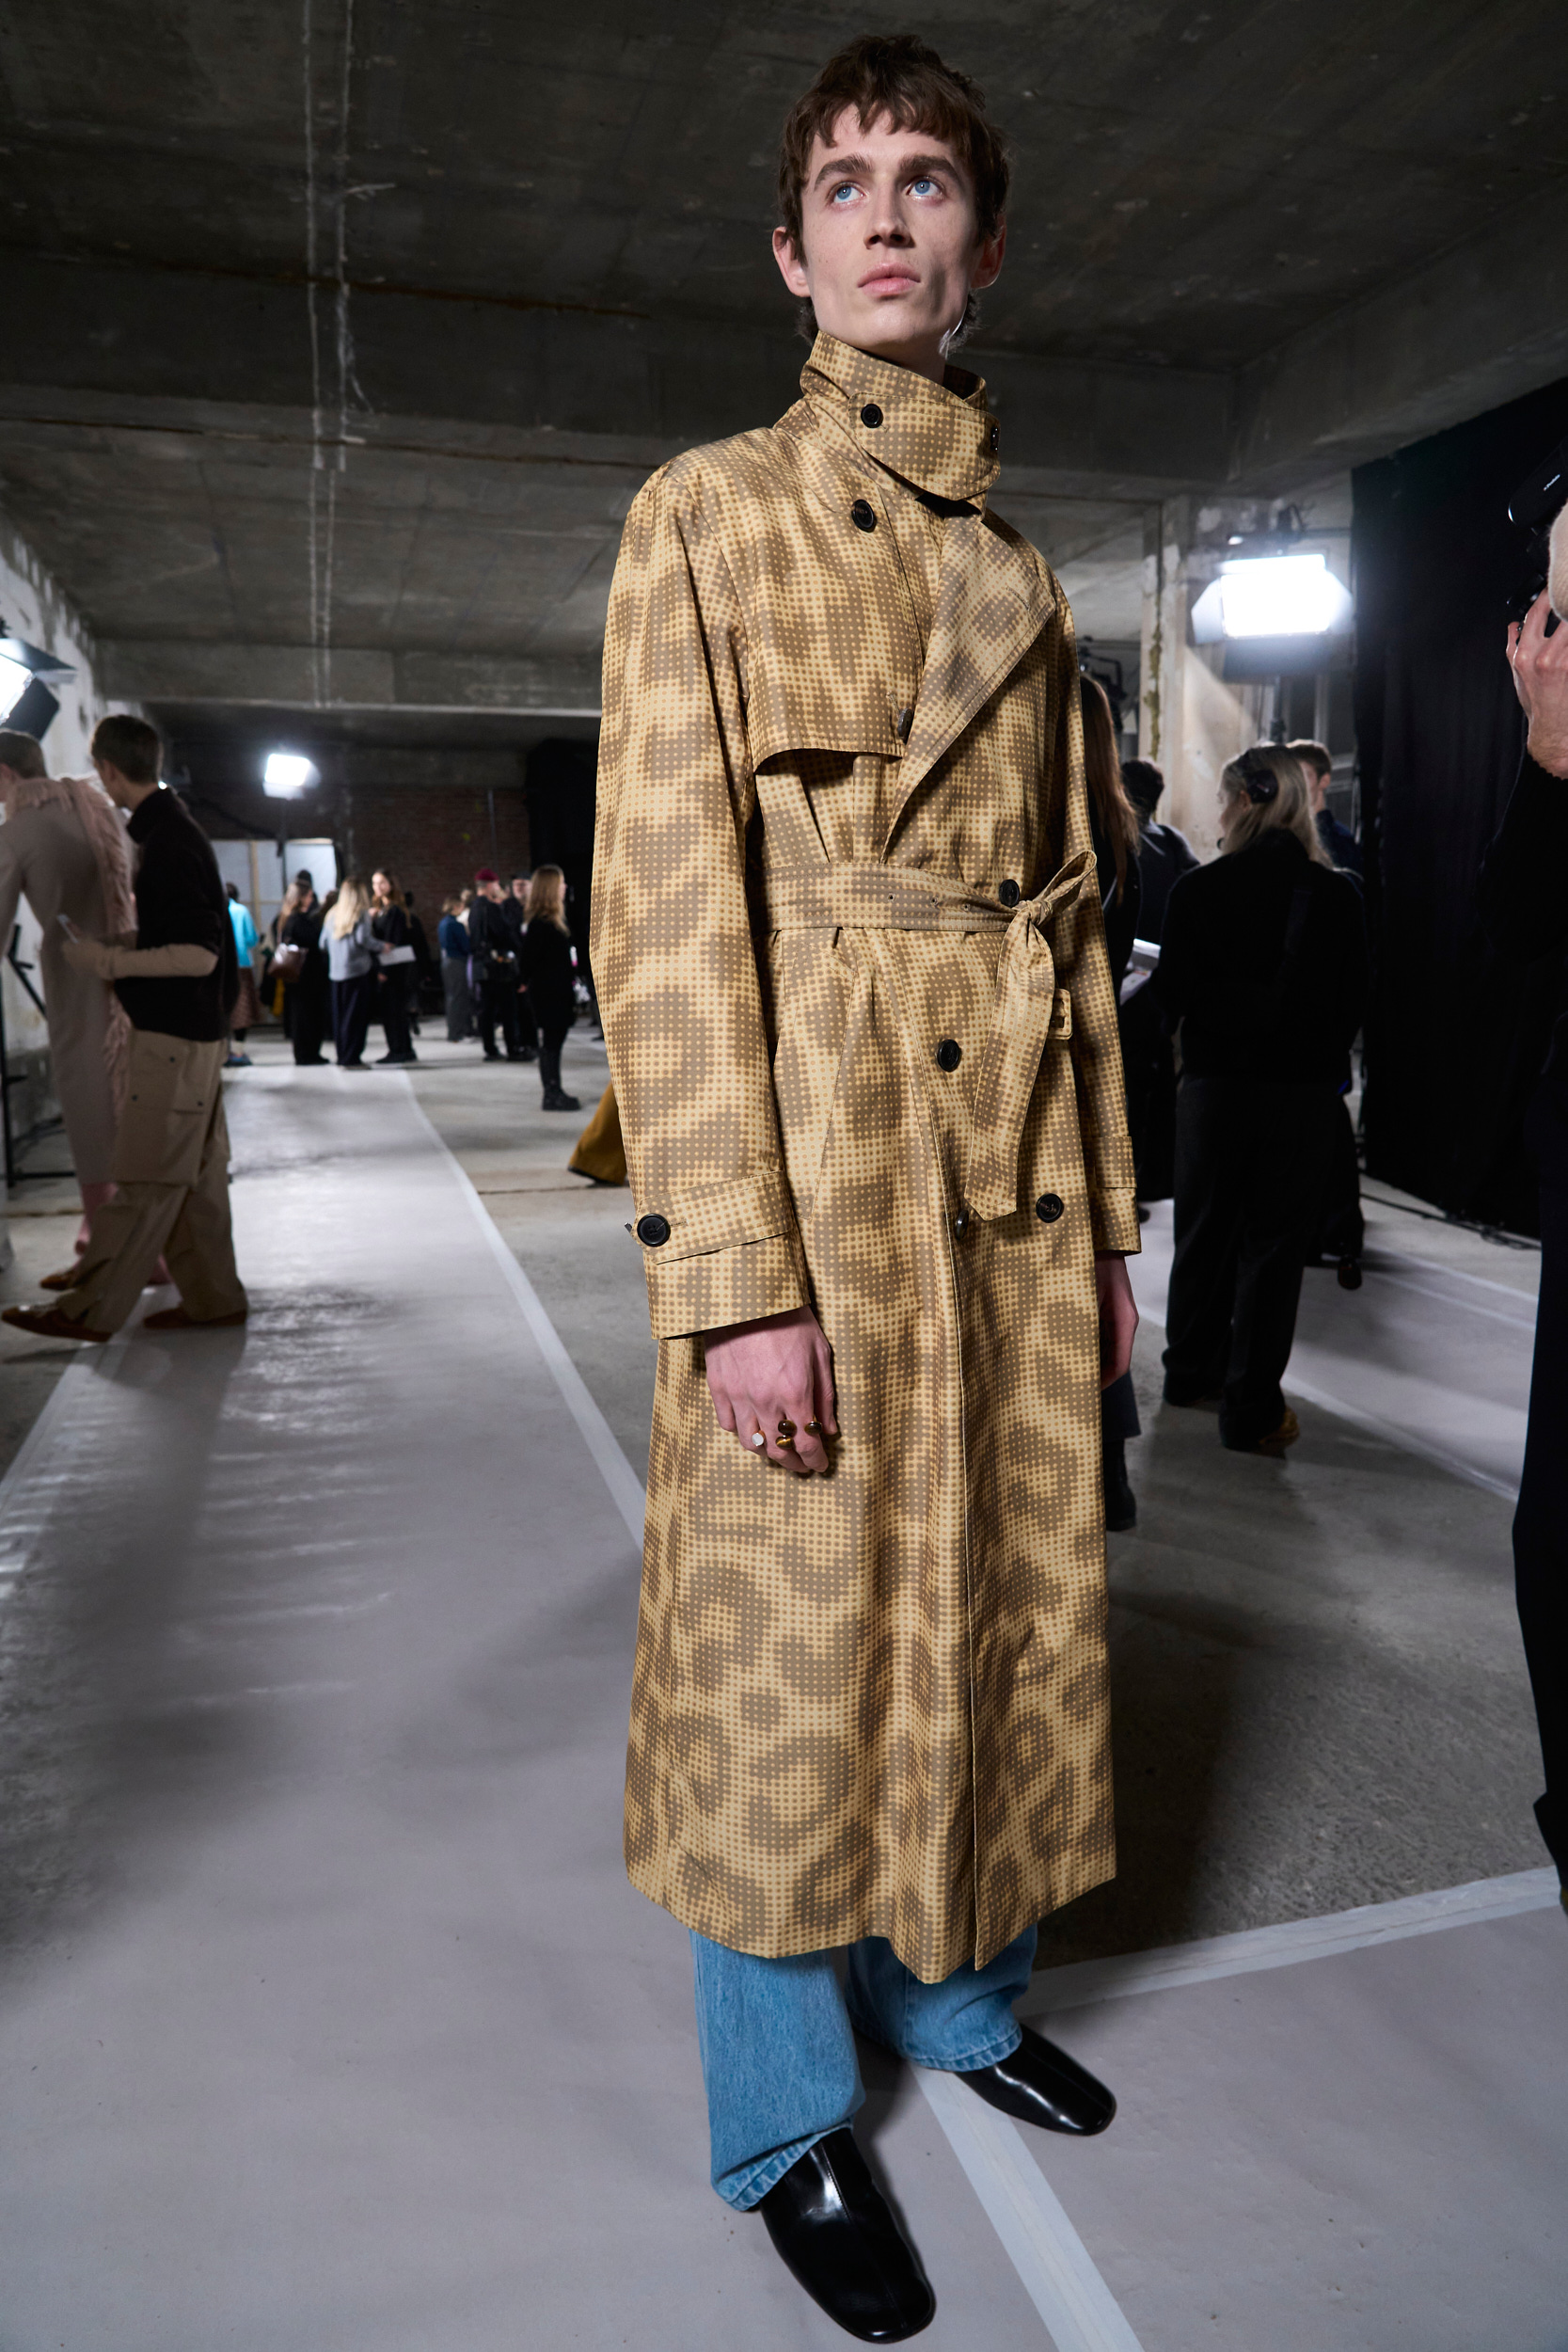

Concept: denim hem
[[715, 2127, 832, 2214], [901, 2022, 1022, 2074], [844, 2008, 1022, 2074]]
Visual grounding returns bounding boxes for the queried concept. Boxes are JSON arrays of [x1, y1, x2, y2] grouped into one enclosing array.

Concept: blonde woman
[[325, 874, 376, 1069], [1153, 744, 1367, 1454], [517, 863, 579, 1110]]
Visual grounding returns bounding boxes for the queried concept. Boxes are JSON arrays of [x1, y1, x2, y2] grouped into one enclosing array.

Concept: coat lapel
[[885, 514, 1053, 846]]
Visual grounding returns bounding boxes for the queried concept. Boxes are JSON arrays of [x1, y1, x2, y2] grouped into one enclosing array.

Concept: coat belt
[[759, 852, 1099, 1221]]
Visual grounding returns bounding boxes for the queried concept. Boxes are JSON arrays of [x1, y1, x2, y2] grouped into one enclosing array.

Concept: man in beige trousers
[[3, 715, 247, 1343]]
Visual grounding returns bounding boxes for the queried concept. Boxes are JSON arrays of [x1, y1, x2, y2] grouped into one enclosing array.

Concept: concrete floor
[[0, 1027, 1558, 2347]]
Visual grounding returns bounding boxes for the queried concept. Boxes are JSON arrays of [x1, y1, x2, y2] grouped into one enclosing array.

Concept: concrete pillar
[[1139, 497, 1271, 856]]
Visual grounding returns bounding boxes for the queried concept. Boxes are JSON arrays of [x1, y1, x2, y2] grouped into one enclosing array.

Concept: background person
[[0, 728, 135, 1282], [2, 715, 245, 1343], [517, 863, 579, 1111], [1118, 755, 1198, 1209], [504, 873, 541, 1059], [1289, 737, 1363, 877], [277, 880, 329, 1066], [1155, 744, 1367, 1454], [325, 875, 376, 1069], [467, 869, 525, 1061], [1080, 675, 1144, 1532], [224, 881, 261, 1067], [437, 895, 473, 1040], [369, 868, 418, 1066], [1479, 549, 1568, 1902]]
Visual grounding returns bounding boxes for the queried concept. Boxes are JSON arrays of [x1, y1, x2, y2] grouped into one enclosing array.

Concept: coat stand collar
[[800, 332, 1001, 507]]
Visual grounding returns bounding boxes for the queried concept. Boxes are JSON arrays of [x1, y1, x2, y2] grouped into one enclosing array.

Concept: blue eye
[[830, 182, 857, 203], [911, 177, 938, 196]]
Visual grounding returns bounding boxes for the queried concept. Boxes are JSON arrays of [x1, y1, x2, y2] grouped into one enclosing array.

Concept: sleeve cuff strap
[[1090, 1189, 1143, 1256], [644, 1231, 809, 1342]]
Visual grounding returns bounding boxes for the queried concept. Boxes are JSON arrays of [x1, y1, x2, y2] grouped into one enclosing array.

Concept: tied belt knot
[[760, 853, 1097, 1222]]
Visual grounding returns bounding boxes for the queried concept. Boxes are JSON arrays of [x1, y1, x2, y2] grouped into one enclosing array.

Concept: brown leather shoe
[[39, 1265, 83, 1292], [141, 1304, 247, 1332], [1, 1303, 109, 1343]]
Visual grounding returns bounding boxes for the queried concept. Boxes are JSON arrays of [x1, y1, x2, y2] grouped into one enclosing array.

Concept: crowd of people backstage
[[434, 866, 582, 1112], [1083, 674, 1369, 1533], [221, 854, 587, 1114]]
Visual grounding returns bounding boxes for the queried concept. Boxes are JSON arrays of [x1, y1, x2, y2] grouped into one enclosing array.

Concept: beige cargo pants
[[60, 1029, 247, 1335]]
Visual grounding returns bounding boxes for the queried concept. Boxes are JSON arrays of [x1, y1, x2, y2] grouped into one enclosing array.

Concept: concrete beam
[[0, 250, 1235, 498], [1232, 180, 1568, 485], [101, 639, 603, 713]]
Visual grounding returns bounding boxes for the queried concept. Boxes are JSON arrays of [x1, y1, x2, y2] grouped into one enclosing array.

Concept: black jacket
[[519, 916, 576, 1031], [1090, 806, 1141, 996], [1133, 818, 1200, 944], [115, 788, 237, 1041], [468, 895, 516, 974], [1155, 828, 1366, 1085], [1478, 750, 1568, 1084]]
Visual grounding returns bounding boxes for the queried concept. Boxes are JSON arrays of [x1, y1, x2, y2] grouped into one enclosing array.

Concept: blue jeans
[[690, 1924, 1037, 2209]]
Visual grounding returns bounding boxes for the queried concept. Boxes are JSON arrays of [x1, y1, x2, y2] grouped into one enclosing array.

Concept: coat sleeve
[[592, 467, 810, 1341], [1047, 608, 1141, 1256], [0, 830, 24, 957]]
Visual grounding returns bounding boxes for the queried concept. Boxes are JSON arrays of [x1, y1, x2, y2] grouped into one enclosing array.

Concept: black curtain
[[524, 734, 601, 1005], [1354, 373, 1568, 1234]]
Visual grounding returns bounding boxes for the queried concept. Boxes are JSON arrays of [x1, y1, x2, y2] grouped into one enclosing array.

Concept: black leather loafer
[[755, 2128, 934, 2342], [959, 2023, 1116, 2136]]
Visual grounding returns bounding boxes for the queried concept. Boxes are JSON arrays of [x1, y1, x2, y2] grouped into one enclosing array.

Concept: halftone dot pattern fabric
[[594, 335, 1138, 1982]]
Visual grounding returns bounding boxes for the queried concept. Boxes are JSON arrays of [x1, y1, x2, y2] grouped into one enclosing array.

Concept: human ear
[[771, 224, 811, 299], [970, 218, 1007, 294]]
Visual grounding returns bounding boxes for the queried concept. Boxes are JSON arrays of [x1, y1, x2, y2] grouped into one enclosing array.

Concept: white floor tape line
[[408, 1082, 1149, 2352], [404, 1086, 648, 1546], [917, 2068, 1146, 2352], [1028, 1865, 1561, 2017]]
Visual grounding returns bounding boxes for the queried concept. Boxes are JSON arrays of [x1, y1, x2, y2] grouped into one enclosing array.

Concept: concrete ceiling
[[1, 0, 1565, 743]]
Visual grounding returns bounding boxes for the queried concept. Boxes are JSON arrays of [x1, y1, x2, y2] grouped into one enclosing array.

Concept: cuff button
[[636, 1214, 672, 1247], [1035, 1193, 1065, 1224]]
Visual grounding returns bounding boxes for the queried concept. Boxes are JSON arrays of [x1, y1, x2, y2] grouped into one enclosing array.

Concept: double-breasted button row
[[849, 499, 877, 532], [635, 1214, 671, 1247]]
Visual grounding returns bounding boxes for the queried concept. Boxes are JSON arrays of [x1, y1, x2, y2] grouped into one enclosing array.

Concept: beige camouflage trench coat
[[593, 333, 1139, 1981]]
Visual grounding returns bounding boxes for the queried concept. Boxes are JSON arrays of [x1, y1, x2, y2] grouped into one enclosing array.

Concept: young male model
[[3, 716, 246, 1344], [593, 36, 1139, 2340]]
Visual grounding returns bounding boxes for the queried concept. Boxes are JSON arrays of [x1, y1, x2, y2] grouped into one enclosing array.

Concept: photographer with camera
[[1478, 495, 1568, 1904]]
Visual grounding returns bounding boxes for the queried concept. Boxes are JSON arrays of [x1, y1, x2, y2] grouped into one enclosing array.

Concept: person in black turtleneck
[[1154, 743, 1366, 1454], [1479, 564, 1568, 1900], [1, 714, 247, 1344]]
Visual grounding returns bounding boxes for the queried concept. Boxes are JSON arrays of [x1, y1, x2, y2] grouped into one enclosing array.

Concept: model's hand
[[705, 1305, 837, 1475], [1095, 1251, 1138, 1390], [1507, 587, 1568, 778], [61, 934, 115, 977]]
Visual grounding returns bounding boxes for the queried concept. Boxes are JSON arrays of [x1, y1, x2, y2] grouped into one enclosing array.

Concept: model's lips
[[859, 267, 920, 294]]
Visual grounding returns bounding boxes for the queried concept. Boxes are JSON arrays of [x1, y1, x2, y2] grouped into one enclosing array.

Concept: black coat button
[[998, 878, 1022, 908], [850, 499, 877, 532], [860, 403, 883, 428], [636, 1214, 672, 1247], [952, 1208, 972, 1240], [936, 1039, 962, 1073], [1036, 1194, 1064, 1224]]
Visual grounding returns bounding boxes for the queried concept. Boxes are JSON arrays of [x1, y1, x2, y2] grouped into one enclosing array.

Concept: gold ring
[[804, 1420, 824, 1438], [777, 1418, 797, 1437], [775, 1433, 796, 1452]]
